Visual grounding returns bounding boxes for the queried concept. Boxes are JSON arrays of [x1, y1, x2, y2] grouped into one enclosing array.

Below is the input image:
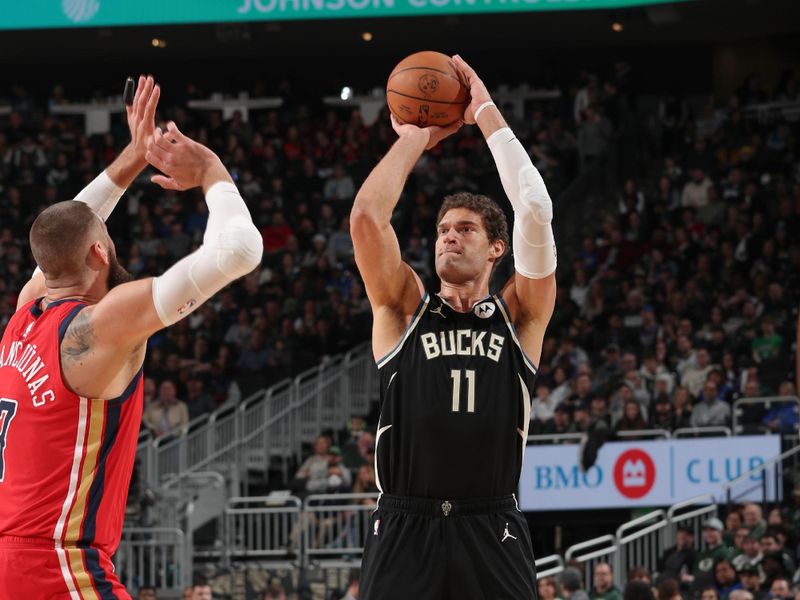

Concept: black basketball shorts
[[360, 494, 538, 600]]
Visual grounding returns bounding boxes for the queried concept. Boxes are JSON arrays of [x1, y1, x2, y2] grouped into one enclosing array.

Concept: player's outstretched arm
[[61, 122, 262, 399], [17, 76, 160, 310], [351, 115, 460, 358], [452, 55, 556, 365]]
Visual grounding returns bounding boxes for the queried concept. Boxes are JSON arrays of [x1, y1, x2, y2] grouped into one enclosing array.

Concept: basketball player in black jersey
[[351, 55, 558, 599]]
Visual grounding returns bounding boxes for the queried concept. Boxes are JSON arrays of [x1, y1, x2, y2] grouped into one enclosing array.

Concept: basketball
[[386, 51, 470, 127]]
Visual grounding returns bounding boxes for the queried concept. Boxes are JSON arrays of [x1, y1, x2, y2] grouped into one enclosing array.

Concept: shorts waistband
[[378, 494, 519, 517]]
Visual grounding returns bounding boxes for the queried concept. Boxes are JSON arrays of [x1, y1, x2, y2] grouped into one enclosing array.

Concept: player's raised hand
[[126, 75, 160, 163], [390, 113, 463, 151], [451, 55, 492, 125], [145, 121, 231, 192]]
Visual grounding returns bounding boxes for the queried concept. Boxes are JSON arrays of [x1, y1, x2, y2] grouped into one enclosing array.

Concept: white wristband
[[473, 101, 496, 121]]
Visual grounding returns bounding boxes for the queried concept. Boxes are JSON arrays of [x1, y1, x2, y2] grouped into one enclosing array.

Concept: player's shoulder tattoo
[[62, 309, 95, 364]]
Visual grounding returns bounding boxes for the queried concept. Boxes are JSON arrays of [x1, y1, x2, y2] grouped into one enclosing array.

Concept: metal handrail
[[535, 554, 565, 579], [527, 433, 584, 444], [615, 509, 667, 541], [226, 495, 303, 511], [565, 534, 617, 562], [673, 427, 732, 438], [719, 443, 800, 501], [666, 494, 715, 521], [616, 429, 670, 440]]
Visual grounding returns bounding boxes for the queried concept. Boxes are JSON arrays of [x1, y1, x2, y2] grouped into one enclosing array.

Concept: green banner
[[1, 0, 688, 29]]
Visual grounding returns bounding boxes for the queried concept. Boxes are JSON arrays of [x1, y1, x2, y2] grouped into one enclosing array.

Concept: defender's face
[[435, 208, 500, 285]]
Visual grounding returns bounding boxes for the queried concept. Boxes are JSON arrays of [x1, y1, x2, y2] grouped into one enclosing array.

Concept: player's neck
[[43, 277, 106, 306], [438, 280, 490, 312]]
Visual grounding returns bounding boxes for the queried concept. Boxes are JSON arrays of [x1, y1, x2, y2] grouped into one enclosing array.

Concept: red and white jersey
[[0, 298, 144, 557]]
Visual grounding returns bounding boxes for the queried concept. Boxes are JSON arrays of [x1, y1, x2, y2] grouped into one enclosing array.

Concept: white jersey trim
[[374, 423, 393, 493], [54, 395, 88, 599], [517, 374, 532, 470], [376, 293, 430, 370], [494, 295, 538, 375]]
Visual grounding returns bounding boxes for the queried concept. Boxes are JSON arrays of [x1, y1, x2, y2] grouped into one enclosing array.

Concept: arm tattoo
[[62, 310, 95, 363]]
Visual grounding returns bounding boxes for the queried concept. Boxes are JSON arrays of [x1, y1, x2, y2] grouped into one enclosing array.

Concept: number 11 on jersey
[[450, 369, 476, 413]]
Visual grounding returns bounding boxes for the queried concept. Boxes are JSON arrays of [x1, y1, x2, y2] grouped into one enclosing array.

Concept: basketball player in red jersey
[[0, 76, 263, 599]]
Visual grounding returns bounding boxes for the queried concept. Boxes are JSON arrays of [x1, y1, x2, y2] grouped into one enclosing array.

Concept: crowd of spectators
[[0, 63, 798, 447], [536, 499, 800, 600]]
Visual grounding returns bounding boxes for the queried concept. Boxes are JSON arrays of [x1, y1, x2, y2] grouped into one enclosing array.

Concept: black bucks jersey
[[374, 292, 537, 499]]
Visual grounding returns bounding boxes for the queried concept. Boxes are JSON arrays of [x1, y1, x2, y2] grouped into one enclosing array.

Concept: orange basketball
[[386, 51, 470, 127]]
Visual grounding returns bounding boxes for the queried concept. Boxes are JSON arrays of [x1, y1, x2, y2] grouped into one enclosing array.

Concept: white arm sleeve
[[487, 127, 557, 279], [72, 170, 125, 222], [151, 182, 263, 326]]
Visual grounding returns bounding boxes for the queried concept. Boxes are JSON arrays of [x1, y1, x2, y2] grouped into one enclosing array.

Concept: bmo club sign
[[519, 436, 781, 511]]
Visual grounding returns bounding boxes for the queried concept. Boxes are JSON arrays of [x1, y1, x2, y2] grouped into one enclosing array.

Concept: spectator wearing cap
[[691, 380, 730, 428], [590, 562, 623, 600], [692, 518, 735, 594], [715, 558, 743, 600], [736, 565, 765, 600], [324, 446, 352, 493], [657, 524, 696, 585], [560, 566, 590, 600], [733, 535, 763, 572]]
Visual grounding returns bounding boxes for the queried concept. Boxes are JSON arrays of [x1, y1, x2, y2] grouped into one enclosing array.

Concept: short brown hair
[[436, 192, 509, 257], [30, 201, 103, 278]]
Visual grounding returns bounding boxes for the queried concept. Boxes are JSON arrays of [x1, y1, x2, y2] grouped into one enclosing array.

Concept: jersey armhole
[[375, 292, 430, 370], [494, 295, 539, 376], [57, 303, 143, 404]]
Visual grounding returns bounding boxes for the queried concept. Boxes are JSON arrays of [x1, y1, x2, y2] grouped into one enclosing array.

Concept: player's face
[[435, 208, 501, 285]]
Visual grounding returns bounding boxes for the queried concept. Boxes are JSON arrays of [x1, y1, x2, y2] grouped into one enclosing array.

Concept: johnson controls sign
[[519, 436, 781, 511], [0, 0, 692, 29]]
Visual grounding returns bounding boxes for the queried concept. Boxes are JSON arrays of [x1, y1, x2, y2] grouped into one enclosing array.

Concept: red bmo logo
[[613, 449, 656, 499]]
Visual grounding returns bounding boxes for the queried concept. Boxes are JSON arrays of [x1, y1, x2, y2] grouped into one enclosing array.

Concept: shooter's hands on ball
[[145, 121, 232, 193], [126, 75, 160, 163], [451, 54, 492, 125], [390, 113, 462, 151]]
